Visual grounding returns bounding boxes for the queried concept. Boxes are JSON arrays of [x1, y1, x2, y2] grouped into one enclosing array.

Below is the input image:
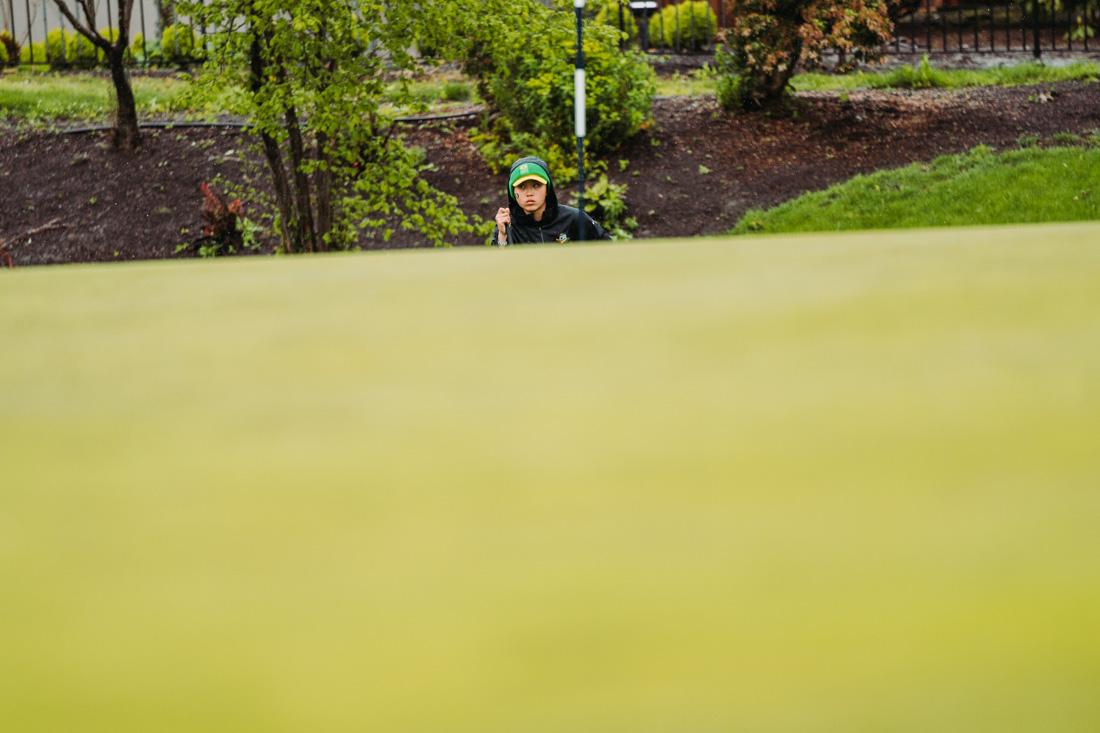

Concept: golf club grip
[[506, 223, 513, 246]]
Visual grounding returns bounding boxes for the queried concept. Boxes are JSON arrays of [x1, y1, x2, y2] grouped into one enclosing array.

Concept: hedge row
[[12, 24, 202, 68]]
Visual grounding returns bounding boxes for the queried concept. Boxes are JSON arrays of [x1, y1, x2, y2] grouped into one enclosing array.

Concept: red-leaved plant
[[195, 182, 244, 252]]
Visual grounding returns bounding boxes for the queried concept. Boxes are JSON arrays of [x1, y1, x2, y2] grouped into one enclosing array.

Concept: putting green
[[3, 223, 1099, 732]]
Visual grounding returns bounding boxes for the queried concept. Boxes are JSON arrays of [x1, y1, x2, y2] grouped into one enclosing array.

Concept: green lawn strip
[[654, 70, 716, 96], [3, 225, 1100, 732], [654, 60, 1100, 96], [0, 70, 195, 119], [6, 60, 1097, 119], [384, 77, 477, 105], [791, 59, 1100, 93], [732, 145, 1100, 235], [0, 69, 476, 121]]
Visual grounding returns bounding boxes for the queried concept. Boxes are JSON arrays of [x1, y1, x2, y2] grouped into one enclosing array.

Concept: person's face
[[513, 179, 547, 213]]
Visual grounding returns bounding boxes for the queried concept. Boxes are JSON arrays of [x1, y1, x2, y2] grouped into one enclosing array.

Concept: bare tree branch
[[51, 1, 107, 50]]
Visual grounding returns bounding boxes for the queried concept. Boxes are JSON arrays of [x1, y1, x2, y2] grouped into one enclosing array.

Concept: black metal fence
[[610, 0, 1100, 57], [892, 0, 1100, 56], [4, 0, 1100, 66]]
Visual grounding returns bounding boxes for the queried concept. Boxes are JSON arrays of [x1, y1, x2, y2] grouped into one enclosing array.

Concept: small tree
[[186, 0, 474, 252], [716, 0, 893, 110], [51, 1, 141, 149]]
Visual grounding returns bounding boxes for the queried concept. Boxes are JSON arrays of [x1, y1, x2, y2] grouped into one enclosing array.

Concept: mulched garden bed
[[2, 79, 1098, 266]]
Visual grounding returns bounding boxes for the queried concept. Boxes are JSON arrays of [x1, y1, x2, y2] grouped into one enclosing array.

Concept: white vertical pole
[[574, 0, 587, 239]]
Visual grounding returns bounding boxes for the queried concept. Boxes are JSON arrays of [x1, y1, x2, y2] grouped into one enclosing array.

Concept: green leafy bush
[[18, 41, 44, 64], [130, 33, 169, 66], [448, 0, 655, 174], [36, 28, 133, 69], [652, 1, 717, 50], [160, 23, 202, 64], [573, 167, 637, 239], [130, 33, 151, 63], [65, 30, 99, 69], [0, 30, 19, 66], [44, 29, 68, 66], [594, 0, 638, 42]]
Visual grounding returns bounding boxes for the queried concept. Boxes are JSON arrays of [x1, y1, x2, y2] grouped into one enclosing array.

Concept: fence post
[[139, 0, 148, 64], [1032, 0, 1042, 58], [618, 0, 625, 50], [23, 0, 31, 61], [689, 0, 696, 52]]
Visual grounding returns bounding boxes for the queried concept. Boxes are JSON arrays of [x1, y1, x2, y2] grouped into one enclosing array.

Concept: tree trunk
[[749, 36, 802, 108], [314, 132, 334, 248], [50, 1, 141, 149], [108, 51, 141, 150], [284, 105, 320, 253], [249, 29, 299, 252]]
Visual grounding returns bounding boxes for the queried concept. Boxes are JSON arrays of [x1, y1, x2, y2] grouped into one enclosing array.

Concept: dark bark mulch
[[2, 79, 1098, 266]]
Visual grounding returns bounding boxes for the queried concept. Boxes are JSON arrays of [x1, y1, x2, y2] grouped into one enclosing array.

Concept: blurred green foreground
[[2, 224, 1099, 732]]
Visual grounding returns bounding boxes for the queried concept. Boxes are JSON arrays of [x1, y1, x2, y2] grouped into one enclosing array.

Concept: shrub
[[652, 1, 717, 50], [0, 42, 7, 66], [45, 28, 68, 66], [575, 168, 637, 238], [450, 0, 655, 173], [19, 41, 45, 65], [130, 33, 167, 65], [594, 0, 638, 43], [716, 0, 892, 110], [65, 30, 99, 69], [160, 23, 202, 64], [0, 30, 19, 67], [130, 33, 148, 62]]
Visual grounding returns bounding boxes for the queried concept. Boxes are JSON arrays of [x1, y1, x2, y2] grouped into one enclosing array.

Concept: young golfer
[[493, 156, 612, 245]]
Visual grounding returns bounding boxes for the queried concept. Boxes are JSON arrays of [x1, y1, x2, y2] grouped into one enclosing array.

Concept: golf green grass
[[3, 224, 1100, 732]]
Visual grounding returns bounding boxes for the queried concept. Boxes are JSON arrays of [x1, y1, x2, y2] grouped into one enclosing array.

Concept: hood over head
[[507, 156, 559, 224]]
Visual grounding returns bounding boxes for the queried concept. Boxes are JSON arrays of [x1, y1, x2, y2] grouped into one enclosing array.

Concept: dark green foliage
[[19, 41, 46, 64], [160, 24, 202, 65], [45, 29, 69, 67], [435, 0, 655, 176], [0, 30, 19, 67], [66, 29, 99, 69]]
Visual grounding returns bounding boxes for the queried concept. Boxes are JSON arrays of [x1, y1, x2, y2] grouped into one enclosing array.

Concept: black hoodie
[[497, 156, 612, 245]]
